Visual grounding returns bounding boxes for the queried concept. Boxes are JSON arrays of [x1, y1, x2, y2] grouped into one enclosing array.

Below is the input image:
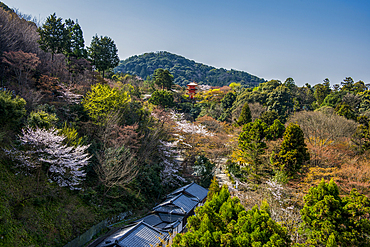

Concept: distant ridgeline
[[115, 51, 266, 87]]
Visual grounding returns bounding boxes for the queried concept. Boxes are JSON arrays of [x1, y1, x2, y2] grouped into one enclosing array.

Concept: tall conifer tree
[[88, 35, 119, 78], [37, 13, 67, 61], [237, 102, 252, 126], [274, 123, 309, 176]]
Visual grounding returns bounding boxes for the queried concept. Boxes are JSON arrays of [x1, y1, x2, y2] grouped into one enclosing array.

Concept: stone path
[[214, 158, 233, 188]]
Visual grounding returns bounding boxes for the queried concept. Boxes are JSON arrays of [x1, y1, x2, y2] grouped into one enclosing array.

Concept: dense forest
[[114, 51, 266, 87], [1, 1, 370, 246]]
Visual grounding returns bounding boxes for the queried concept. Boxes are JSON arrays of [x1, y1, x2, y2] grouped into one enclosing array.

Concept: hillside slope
[[115, 51, 266, 87]]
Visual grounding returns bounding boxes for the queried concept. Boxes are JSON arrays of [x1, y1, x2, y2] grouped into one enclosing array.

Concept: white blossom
[[5, 127, 91, 189], [169, 111, 213, 136], [151, 110, 214, 185], [198, 84, 212, 91], [158, 140, 186, 186], [266, 179, 283, 202]]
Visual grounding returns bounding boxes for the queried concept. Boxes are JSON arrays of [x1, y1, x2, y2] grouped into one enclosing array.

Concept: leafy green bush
[[301, 179, 370, 246], [148, 90, 174, 108], [82, 83, 131, 124], [172, 186, 291, 246], [27, 110, 58, 129], [0, 89, 26, 129]]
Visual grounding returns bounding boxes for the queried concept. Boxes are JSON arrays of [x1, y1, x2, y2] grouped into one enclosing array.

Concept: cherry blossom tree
[[159, 140, 186, 186], [5, 127, 90, 189]]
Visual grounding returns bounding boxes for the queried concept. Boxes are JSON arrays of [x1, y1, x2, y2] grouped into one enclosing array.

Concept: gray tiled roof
[[111, 221, 168, 247], [163, 220, 181, 230], [152, 204, 185, 215], [155, 222, 168, 229], [158, 213, 183, 223], [136, 214, 162, 227], [137, 213, 184, 230], [96, 221, 168, 247], [153, 194, 198, 215], [185, 183, 208, 201], [94, 183, 207, 247], [168, 182, 208, 202], [96, 227, 133, 247]]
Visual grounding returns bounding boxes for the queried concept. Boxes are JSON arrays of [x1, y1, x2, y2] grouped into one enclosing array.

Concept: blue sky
[[6, 0, 370, 86]]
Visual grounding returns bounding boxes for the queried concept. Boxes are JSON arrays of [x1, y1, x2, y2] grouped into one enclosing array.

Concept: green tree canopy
[[341, 77, 355, 92], [64, 19, 87, 60], [260, 110, 279, 125], [82, 83, 130, 125], [172, 186, 291, 247], [283, 77, 296, 90], [266, 85, 293, 118], [301, 179, 370, 246], [266, 119, 285, 140], [314, 79, 331, 106], [237, 102, 252, 126], [0, 90, 26, 129], [221, 91, 236, 110], [207, 177, 221, 201], [27, 110, 58, 129], [88, 35, 119, 78], [274, 123, 309, 176], [152, 68, 174, 90], [37, 13, 67, 61], [238, 119, 268, 175], [321, 91, 346, 108], [148, 90, 174, 108], [335, 103, 356, 120], [193, 155, 215, 188]]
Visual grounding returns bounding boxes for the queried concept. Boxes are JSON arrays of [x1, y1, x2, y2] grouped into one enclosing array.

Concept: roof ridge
[[116, 222, 141, 242], [140, 221, 169, 235], [154, 193, 182, 209]]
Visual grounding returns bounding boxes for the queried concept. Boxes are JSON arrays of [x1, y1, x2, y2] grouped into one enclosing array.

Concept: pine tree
[[266, 119, 285, 140], [153, 68, 174, 90], [37, 13, 67, 61], [237, 102, 252, 126], [238, 119, 268, 174], [274, 123, 309, 176], [207, 176, 221, 200], [64, 19, 87, 60], [301, 179, 370, 246], [88, 35, 119, 78], [172, 186, 291, 246]]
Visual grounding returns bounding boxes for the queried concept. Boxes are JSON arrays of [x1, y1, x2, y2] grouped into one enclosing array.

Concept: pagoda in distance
[[187, 82, 198, 99]]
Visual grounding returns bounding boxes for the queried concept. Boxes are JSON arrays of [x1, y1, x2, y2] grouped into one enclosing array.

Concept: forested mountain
[[2, 1, 370, 246], [115, 51, 266, 87]]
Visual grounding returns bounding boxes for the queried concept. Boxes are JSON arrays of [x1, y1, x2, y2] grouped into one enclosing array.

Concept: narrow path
[[214, 158, 233, 188]]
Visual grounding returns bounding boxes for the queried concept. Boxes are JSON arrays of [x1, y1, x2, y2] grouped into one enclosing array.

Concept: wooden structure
[[187, 82, 198, 99]]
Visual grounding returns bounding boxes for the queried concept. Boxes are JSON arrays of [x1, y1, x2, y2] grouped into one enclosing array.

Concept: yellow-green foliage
[[229, 82, 242, 93], [27, 110, 58, 129], [0, 90, 26, 128], [59, 122, 84, 147], [82, 83, 131, 124], [200, 88, 225, 103]]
